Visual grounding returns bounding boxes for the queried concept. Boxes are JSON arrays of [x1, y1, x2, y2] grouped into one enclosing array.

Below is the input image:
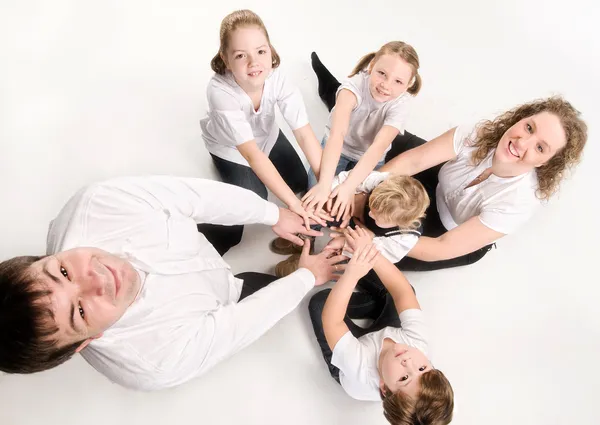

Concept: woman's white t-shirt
[[436, 121, 541, 235], [200, 68, 309, 166], [324, 71, 413, 162]]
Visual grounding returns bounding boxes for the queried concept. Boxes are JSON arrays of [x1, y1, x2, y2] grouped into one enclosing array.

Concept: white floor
[[1, 1, 599, 424]]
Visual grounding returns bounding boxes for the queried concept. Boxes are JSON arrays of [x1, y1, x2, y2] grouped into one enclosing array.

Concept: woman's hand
[[301, 182, 331, 215], [289, 200, 326, 230], [329, 182, 355, 222]]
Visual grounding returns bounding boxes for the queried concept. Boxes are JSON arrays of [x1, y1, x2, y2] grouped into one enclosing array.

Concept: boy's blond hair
[[368, 174, 429, 230], [381, 369, 454, 425]]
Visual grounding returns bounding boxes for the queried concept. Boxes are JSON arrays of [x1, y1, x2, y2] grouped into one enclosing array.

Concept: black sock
[[311, 52, 341, 112]]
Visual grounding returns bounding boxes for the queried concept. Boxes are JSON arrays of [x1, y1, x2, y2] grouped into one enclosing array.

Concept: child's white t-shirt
[[324, 71, 413, 162], [200, 68, 309, 166], [331, 309, 428, 401], [331, 170, 419, 263], [436, 121, 541, 234]]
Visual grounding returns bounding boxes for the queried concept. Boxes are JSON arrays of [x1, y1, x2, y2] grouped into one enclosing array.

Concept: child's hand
[[289, 200, 326, 230], [344, 243, 379, 279], [324, 236, 345, 252], [344, 225, 374, 253], [329, 182, 355, 222], [302, 183, 331, 215]]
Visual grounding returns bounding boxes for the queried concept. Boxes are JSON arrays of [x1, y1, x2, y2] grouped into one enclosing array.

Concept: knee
[[308, 289, 331, 317]]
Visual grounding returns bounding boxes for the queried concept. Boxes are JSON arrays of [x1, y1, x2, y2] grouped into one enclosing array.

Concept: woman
[[311, 53, 588, 271]]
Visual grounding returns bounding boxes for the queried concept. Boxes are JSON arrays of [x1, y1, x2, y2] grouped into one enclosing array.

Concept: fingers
[[307, 211, 326, 227], [325, 198, 333, 213], [335, 201, 348, 222], [298, 227, 323, 237], [326, 254, 348, 265], [301, 238, 311, 256]]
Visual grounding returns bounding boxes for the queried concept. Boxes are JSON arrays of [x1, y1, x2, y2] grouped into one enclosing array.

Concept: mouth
[[508, 141, 520, 158], [395, 349, 408, 358], [375, 86, 389, 97], [247, 70, 262, 77]]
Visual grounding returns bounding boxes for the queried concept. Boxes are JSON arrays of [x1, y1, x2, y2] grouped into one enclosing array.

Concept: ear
[[220, 52, 229, 70], [75, 332, 103, 353], [379, 378, 387, 394]]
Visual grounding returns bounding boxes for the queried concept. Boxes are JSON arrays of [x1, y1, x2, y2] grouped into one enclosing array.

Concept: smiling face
[[28, 248, 141, 350], [368, 54, 414, 103], [379, 342, 433, 398], [223, 25, 273, 92], [494, 111, 567, 175]]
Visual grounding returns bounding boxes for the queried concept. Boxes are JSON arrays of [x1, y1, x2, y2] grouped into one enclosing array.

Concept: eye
[[419, 366, 427, 372], [537, 144, 544, 153], [378, 70, 385, 76], [399, 375, 409, 382], [78, 304, 85, 319], [258, 49, 266, 54], [526, 123, 533, 133], [396, 80, 403, 85], [60, 266, 69, 279], [235, 53, 244, 60]]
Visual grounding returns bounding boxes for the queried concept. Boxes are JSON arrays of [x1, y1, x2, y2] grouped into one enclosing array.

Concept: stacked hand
[[298, 239, 347, 286], [343, 243, 380, 280], [342, 226, 375, 253]]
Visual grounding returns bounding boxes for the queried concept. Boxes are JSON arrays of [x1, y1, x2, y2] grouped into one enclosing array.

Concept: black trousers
[[308, 272, 401, 382], [236, 272, 279, 301], [312, 54, 493, 271], [198, 130, 308, 255]]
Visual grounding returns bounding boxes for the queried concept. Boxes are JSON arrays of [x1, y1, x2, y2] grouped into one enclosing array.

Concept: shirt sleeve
[[206, 85, 255, 146], [94, 176, 280, 227], [398, 309, 428, 349], [452, 121, 481, 155], [188, 268, 316, 374], [383, 95, 412, 134], [479, 200, 538, 235], [337, 73, 364, 110], [331, 171, 349, 190], [355, 171, 389, 193], [275, 71, 309, 130], [372, 233, 419, 263], [331, 331, 370, 383]]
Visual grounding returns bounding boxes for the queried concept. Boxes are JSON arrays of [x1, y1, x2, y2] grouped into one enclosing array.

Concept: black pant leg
[[384, 130, 429, 163], [310, 52, 342, 112], [236, 272, 279, 301], [198, 154, 269, 255], [269, 130, 309, 194]]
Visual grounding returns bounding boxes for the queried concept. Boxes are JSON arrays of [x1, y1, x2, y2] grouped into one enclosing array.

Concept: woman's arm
[[292, 124, 323, 178], [379, 127, 458, 176], [302, 89, 357, 212], [408, 216, 504, 261]]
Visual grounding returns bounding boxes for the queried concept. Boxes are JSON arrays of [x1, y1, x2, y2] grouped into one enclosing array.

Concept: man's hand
[[324, 236, 345, 252], [298, 240, 347, 286], [272, 207, 323, 246]]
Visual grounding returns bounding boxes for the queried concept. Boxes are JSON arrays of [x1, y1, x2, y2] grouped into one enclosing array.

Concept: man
[[0, 176, 344, 390]]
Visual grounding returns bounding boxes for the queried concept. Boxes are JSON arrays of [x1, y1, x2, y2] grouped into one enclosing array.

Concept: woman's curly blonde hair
[[470, 96, 587, 200]]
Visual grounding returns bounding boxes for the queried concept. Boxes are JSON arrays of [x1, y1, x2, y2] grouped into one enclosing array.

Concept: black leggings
[[312, 53, 493, 271], [197, 130, 308, 255], [308, 272, 402, 382]]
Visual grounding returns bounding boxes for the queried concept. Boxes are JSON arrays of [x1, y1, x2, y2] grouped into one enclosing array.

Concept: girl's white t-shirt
[[436, 121, 541, 235], [200, 68, 309, 166], [324, 71, 413, 162]]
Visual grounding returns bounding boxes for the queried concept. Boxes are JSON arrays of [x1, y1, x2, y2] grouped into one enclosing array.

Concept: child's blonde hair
[[381, 369, 454, 425], [368, 174, 429, 230], [350, 41, 422, 95], [210, 9, 281, 75]]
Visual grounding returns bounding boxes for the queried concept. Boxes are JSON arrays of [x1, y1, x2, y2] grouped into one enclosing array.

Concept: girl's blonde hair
[[470, 96, 587, 200], [210, 9, 281, 75], [349, 41, 422, 95], [369, 174, 430, 230]]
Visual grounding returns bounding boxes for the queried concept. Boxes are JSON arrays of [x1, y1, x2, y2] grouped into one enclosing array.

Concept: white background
[[0, 1, 598, 424]]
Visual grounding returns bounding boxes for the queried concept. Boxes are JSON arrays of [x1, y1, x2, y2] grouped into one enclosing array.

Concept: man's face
[[29, 247, 141, 349]]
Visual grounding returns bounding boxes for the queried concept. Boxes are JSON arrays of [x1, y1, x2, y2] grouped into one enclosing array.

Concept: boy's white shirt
[[331, 309, 429, 401], [331, 171, 419, 263]]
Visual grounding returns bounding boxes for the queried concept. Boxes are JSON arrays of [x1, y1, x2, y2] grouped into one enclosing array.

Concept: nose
[[82, 259, 107, 297]]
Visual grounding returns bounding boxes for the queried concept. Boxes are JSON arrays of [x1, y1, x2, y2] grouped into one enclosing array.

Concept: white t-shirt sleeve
[[479, 197, 538, 235], [337, 73, 364, 110], [372, 233, 419, 263], [398, 309, 428, 349], [275, 72, 309, 130], [206, 86, 254, 147], [355, 171, 389, 193], [452, 121, 481, 155], [383, 96, 412, 134], [331, 331, 370, 385]]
